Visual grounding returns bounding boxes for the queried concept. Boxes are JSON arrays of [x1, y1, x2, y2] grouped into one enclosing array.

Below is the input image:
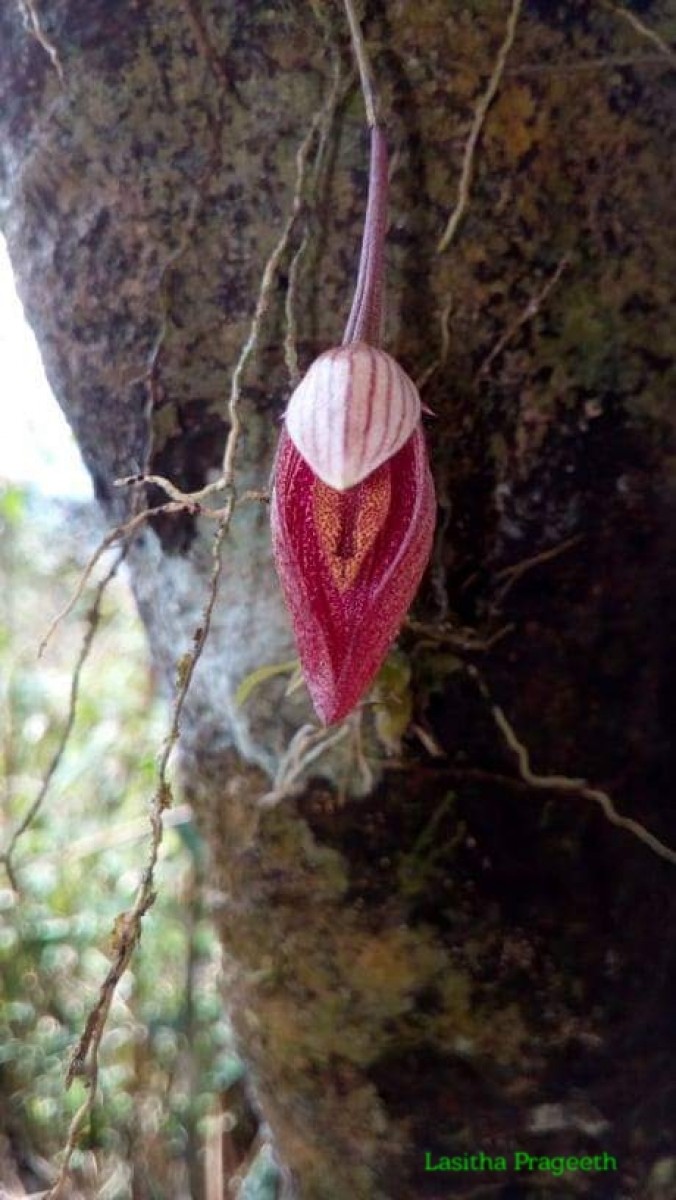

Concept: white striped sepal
[[284, 342, 421, 491]]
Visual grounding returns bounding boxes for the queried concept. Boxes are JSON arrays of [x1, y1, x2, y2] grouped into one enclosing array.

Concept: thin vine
[[42, 68, 348, 1195], [467, 665, 676, 869], [1, 550, 126, 890], [437, 0, 523, 254]]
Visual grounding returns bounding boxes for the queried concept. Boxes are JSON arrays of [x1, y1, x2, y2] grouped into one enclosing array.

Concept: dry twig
[[475, 255, 570, 380], [493, 533, 583, 606], [601, 1, 676, 64], [415, 295, 454, 391], [259, 722, 352, 809], [438, 0, 523, 254], [343, 0, 379, 128], [17, 0, 64, 83], [1, 552, 125, 890], [38, 503, 185, 656], [468, 666, 676, 868], [407, 618, 515, 656]]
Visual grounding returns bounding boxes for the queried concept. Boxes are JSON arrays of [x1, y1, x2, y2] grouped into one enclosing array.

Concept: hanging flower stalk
[[270, 17, 436, 726]]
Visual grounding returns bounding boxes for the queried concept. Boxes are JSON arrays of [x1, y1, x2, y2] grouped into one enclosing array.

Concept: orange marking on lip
[[312, 469, 391, 593]]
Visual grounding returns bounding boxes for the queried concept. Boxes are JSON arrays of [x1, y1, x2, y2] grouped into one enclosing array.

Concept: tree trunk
[[2, 1, 675, 1197]]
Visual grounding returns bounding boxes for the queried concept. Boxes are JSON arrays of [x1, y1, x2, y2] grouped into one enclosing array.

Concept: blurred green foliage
[[0, 484, 244, 1199]]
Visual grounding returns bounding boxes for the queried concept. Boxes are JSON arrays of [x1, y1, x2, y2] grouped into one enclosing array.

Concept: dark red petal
[[271, 426, 435, 724]]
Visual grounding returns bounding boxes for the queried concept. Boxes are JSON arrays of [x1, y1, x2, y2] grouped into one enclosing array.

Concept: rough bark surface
[[1, 1, 675, 1197]]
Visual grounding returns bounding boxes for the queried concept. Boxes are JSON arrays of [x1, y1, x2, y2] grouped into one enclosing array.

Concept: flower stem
[[343, 0, 379, 128], [343, 123, 388, 347], [342, 0, 388, 347]]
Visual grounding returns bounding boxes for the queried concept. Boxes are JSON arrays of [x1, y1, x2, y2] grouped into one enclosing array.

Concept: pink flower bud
[[270, 123, 436, 724], [271, 403, 435, 725]]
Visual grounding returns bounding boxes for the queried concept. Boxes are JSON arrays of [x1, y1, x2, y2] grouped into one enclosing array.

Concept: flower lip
[[271, 424, 435, 725], [284, 341, 421, 491]]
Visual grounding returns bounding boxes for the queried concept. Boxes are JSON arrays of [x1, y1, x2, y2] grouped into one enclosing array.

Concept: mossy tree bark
[[1, 1, 675, 1197]]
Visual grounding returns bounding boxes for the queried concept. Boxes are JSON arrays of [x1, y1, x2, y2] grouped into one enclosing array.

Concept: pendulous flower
[[270, 124, 436, 725]]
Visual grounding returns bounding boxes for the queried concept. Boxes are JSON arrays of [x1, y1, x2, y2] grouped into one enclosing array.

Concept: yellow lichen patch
[[485, 80, 540, 164], [254, 949, 382, 1070], [255, 996, 318, 1074], [346, 926, 449, 1019], [312, 470, 391, 592]]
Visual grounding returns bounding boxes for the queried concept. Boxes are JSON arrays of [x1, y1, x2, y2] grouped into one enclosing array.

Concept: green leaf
[[283, 663, 306, 697], [235, 659, 299, 707], [371, 651, 413, 754], [0, 484, 27, 527]]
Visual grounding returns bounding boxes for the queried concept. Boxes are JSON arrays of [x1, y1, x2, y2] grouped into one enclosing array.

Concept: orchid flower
[[270, 124, 436, 725]]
